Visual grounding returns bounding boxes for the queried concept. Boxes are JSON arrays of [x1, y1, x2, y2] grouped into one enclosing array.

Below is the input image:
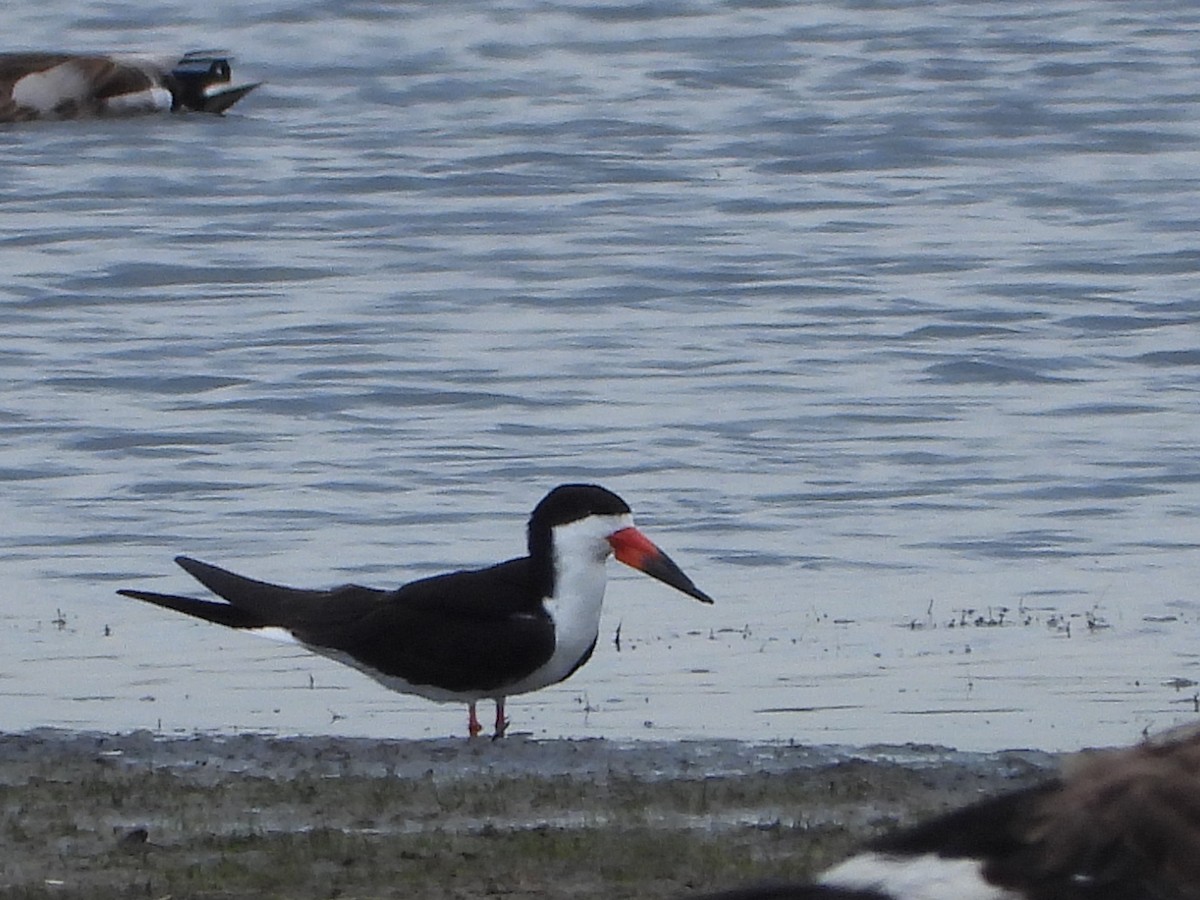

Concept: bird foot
[[492, 699, 509, 739], [468, 702, 484, 738]]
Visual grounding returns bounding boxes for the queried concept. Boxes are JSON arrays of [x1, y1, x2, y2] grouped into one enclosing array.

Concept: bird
[[695, 725, 1200, 900], [119, 483, 714, 738], [0, 50, 259, 122]]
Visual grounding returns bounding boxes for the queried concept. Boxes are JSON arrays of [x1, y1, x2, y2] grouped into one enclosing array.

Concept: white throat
[[500, 512, 634, 697]]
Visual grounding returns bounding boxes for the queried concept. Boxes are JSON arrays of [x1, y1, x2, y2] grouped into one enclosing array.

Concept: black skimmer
[[697, 725, 1200, 900], [118, 483, 713, 738], [0, 51, 259, 122]]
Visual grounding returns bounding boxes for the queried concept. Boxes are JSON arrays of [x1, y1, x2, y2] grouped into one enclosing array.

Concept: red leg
[[467, 701, 483, 738], [493, 698, 509, 739]]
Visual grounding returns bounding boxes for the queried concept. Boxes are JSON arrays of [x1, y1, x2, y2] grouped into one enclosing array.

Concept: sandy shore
[[0, 730, 1058, 898]]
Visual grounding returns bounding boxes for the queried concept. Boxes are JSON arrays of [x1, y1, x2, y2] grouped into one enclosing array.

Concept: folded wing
[[119, 555, 557, 693]]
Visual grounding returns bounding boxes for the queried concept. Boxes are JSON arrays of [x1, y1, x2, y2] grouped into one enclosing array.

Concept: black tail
[[118, 555, 313, 628], [119, 556, 390, 635], [116, 587, 269, 628], [173, 555, 311, 608]]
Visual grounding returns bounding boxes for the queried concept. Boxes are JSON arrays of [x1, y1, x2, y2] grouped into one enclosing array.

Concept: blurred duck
[[0, 50, 258, 122], [698, 725, 1200, 900]]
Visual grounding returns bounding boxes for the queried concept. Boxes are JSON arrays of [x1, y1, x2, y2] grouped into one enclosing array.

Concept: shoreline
[[0, 730, 1059, 898]]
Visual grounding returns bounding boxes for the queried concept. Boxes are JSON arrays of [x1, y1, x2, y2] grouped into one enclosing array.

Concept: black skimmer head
[[694, 725, 1200, 900], [118, 483, 713, 738], [527, 483, 714, 606]]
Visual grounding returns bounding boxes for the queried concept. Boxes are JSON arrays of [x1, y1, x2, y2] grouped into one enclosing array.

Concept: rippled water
[[3, 0, 1199, 752]]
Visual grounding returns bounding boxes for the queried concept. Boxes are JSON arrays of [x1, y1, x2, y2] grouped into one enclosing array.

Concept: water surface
[[3, 0, 1200, 751]]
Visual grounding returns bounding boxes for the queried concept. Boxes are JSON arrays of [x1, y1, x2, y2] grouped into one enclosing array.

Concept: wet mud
[[0, 730, 1058, 898]]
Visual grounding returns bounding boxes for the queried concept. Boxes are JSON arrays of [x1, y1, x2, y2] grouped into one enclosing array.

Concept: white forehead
[[552, 512, 635, 552]]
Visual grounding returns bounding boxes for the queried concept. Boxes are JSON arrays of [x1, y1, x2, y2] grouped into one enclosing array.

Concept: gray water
[[3, 1, 1199, 752]]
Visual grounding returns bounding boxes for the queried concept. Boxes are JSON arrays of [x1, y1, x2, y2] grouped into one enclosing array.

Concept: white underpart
[[104, 87, 171, 114], [251, 626, 299, 645], [240, 511, 633, 704], [820, 853, 1020, 900], [499, 511, 632, 697], [11, 63, 92, 114]]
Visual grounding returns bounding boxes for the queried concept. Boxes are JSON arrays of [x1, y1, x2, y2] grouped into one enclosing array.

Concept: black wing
[[119, 555, 556, 693]]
